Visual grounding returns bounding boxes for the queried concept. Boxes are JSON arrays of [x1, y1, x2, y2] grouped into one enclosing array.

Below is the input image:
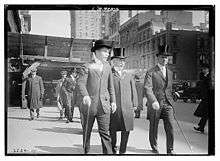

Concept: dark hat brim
[[156, 53, 172, 57], [91, 44, 112, 52], [111, 56, 127, 60]]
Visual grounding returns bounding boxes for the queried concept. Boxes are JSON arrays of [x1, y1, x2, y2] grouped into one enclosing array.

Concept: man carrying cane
[[77, 39, 116, 154], [143, 45, 175, 155]]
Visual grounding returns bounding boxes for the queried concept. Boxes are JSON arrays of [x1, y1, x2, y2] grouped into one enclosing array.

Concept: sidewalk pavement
[[7, 105, 208, 155]]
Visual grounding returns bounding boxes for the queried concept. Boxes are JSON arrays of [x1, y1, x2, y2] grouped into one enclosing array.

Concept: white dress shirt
[[157, 63, 166, 78]]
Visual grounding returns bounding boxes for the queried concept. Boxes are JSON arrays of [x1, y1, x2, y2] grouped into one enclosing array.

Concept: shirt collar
[[157, 63, 166, 71]]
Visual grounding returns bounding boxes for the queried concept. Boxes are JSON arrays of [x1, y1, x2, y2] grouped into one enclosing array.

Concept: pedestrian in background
[[143, 45, 175, 155], [24, 68, 44, 120], [77, 39, 117, 154], [134, 74, 144, 118], [69, 68, 78, 118], [110, 53, 138, 154], [56, 70, 67, 120], [194, 65, 210, 133]]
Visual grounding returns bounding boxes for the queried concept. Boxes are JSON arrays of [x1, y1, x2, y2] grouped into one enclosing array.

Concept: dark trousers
[[63, 93, 75, 121], [65, 105, 74, 121], [110, 130, 130, 154], [30, 108, 40, 118], [198, 116, 208, 130], [149, 104, 174, 153], [81, 102, 113, 154]]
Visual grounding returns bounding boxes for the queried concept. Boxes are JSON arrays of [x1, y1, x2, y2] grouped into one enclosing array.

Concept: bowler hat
[[111, 48, 127, 60], [91, 39, 112, 52], [156, 45, 172, 57]]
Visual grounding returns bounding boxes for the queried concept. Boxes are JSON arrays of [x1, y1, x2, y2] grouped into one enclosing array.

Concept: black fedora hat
[[91, 39, 112, 52], [111, 48, 127, 60], [156, 45, 172, 57]]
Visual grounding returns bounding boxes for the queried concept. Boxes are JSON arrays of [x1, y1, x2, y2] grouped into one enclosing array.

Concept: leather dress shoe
[[167, 150, 175, 155], [151, 148, 159, 154], [194, 127, 204, 133], [112, 146, 118, 154], [29, 117, 34, 121]]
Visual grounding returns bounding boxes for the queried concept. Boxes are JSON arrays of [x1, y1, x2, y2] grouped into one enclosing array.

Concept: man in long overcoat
[[24, 68, 44, 120], [56, 70, 68, 120], [110, 55, 138, 154], [194, 65, 210, 133], [143, 45, 175, 154], [77, 39, 117, 154]]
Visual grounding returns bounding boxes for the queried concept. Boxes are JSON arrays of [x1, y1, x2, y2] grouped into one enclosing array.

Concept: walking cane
[[173, 113, 193, 153]]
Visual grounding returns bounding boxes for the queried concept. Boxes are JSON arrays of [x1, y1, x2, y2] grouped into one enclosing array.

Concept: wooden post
[[20, 34, 27, 108], [44, 36, 48, 58], [69, 38, 74, 61]]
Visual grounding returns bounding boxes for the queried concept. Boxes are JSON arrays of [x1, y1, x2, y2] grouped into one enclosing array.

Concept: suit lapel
[[166, 68, 171, 88], [156, 65, 166, 82]]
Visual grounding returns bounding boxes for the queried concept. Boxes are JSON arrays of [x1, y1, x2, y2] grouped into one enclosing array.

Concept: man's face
[[95, 47, 110, 62], [112, 58, 125, 70], [61, 73, 67, 78], [158, 55, 169, 66], [71, 72, 77, 78], [31, 71, 36, 75]]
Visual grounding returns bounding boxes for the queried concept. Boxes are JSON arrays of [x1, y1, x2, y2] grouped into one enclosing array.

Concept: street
[[7, 100, 208, 155]]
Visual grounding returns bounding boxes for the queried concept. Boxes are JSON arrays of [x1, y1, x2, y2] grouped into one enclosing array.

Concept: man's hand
[[111, 102, 117, 113], [134, 106, 137, 111], [152, 101, 160, 110], [83, 96, 91, 107]]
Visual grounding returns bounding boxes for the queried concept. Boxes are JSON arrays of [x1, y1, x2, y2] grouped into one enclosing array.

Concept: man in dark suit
[[110, 53, 138, 154], [77, 39, 117, 154], [24, 68, 44, 120], [143, 45, 175, 155], [194, 65, 210, 133]]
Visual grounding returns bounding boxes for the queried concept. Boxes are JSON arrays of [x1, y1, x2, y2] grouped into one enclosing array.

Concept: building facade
[[119, 10, 211, 80], [70, 10, 102, 39], [19, 10, 31, 34], [121, 20, 210, 80]]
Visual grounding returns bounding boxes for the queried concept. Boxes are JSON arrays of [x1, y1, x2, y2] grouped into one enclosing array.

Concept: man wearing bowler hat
[[143, 45, 175, 154], [109, 49, 138, 154], [24, 68, 44, 120], [77, 39, 117, 154]]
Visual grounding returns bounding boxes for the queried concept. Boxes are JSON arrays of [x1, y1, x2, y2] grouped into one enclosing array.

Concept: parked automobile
[[172, 80, 201, 103]]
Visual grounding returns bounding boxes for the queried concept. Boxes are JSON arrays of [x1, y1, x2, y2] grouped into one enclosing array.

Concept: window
[[143, 31, 146, 40], [173, 52, 177, 64], [173, 72, 177, 80], [172, 36, 178, 48], [152, 40, 155, 51]]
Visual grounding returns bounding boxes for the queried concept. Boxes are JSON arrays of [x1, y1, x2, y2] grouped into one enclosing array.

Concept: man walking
[[24, 68, 44, 120], [56, 70, 67, 120], [194, 65, 210, 133], [110, 53, 138, 154], [143, 45, 175, 155], [134, 74, 144, 118], [77, 39, 117, 154]]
